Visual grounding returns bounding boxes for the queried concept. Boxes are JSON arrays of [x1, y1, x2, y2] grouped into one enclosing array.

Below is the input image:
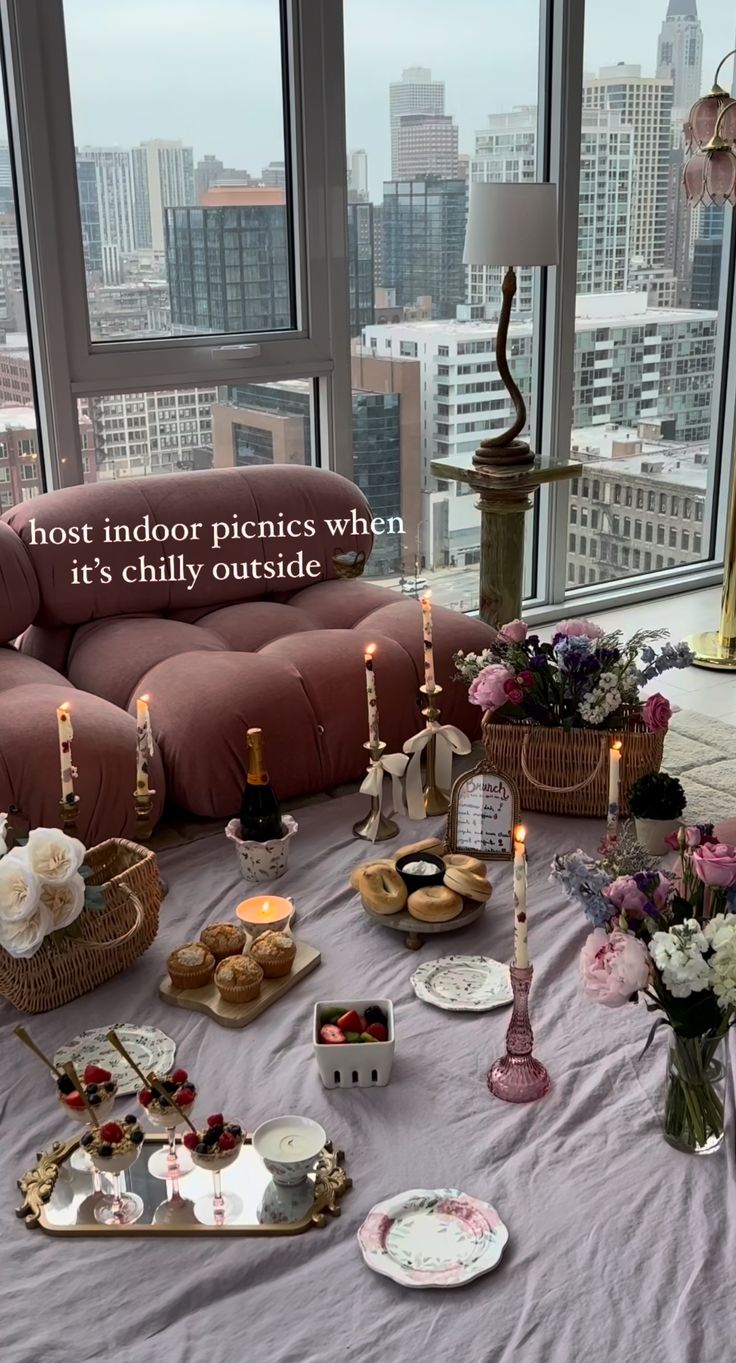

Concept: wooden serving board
[[158, 938, 321, 1029]]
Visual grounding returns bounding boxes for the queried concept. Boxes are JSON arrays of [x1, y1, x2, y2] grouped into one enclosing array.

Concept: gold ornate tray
[[17, 1133, 350, 1236]]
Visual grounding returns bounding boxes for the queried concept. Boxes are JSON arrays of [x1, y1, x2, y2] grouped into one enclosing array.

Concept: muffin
[[249, 930, 296, 978], [167, 942, 215, 991], [199, 922, 247, 963], [215, 954, 264, 1004]]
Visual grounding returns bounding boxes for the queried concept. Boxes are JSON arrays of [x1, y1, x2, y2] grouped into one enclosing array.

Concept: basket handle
[[74, 886, 145, 953], [520, 730, 608, 793]]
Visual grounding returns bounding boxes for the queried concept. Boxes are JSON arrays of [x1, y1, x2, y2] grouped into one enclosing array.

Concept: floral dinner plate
[[54, 1024, 176, 1096], [410, 955, 512, 1012], [357, 1188, 509, 1289]]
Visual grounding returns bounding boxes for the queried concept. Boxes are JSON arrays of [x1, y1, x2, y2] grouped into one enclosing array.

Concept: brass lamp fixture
[[463, 182, 559, 469], [683, 49, 736, 669]]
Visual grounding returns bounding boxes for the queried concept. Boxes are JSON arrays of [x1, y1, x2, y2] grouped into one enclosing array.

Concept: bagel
[[442, 853, 487, 877], [407, 885, 464, 922], [443, 865, 492, 902], [354, 861, 408, 915], [393, 836, 445, 864]]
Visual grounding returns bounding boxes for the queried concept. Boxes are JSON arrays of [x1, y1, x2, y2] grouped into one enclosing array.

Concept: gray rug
[[664, 709, 736, 823]]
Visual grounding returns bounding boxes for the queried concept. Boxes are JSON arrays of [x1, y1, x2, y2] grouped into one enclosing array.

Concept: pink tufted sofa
[[1, 465, 493, 840]]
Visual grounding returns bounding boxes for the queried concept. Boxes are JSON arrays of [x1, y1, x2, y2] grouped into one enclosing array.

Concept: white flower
[[39, 874, 85, 932], [650, 920, 711, 997], [0, 812, 7, 856], [704, 914, 736, 951], [24, 828, 86, 884], [0, 899, 51, 958], [711, 934, 736, 1010], [0, 853, 40, 923]]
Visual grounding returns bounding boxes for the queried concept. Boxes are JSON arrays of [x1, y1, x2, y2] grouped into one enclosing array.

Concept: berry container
[[313, 999, 395, 1089]]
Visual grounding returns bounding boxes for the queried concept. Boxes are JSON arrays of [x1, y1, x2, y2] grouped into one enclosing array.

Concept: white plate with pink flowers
[[357, 1188, 508, 1289]]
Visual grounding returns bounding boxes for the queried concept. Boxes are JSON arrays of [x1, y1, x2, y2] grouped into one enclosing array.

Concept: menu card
[[447, 765, 518, 860]]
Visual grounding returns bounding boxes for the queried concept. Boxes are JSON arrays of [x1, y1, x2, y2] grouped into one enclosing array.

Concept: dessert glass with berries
[[83, 1116, 146, 1225], [138, 1068, 197, 1180], [184, 1114, 245, 1226], [56, 1064, 119, 1125]]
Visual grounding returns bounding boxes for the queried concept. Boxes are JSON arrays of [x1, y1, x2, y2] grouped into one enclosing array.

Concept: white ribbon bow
[[359, 751, 409, 839], [402, 723, 472, 821]]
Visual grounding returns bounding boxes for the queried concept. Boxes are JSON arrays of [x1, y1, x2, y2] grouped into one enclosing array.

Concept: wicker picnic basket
[[482, 712, 665, 817], [0, 838, 162, 1014]]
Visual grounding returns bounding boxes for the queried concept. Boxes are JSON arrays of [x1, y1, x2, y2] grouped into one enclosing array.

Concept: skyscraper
[[381, 177, 467, 319], [0, 143, 13, 214], [347, 201, 375, 336], [76, 158, 103, 279], [583, 66, 674, 268], [656, 1, 703, 128], [131, 140, 195, 252], [347, 149, 369, 199], [389, 67, 445, 177], [395, 114, 459, 179], [76, 148, 136, 284]]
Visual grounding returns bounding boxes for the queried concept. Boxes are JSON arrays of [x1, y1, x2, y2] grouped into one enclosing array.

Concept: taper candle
[[513, 825, 529, 968], [364, 645, 380, 749], [607, 740, 622, 837], [421, 593, 436, 692], [56, 702, 76, 804], [136, 695, 154, 795]]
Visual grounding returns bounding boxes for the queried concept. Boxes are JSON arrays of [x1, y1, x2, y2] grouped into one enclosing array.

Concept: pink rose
[[642, 693, 672, 733], [554, 618, 604, 640], [518, 670, 534, 688], [691, 842, 736, 889], [580, 927, 651, 1007], [500, 619, 528, 644], [603, 872, 671, 917], [468, 663, 515, 713], [502, 678, 524, 704]]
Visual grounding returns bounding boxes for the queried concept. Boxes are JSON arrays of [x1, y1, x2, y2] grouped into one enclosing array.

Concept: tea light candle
[[136, 694, 154, 795], [421, 594, 436, 692], [56, 702, 76, 804], [513, 824, 528, 969], [236, 895, 293, 935], [607, 740, 622, 837], [364, 645, 380, 750]]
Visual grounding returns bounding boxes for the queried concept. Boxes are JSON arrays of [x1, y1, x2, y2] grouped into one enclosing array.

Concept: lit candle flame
[[140, 693, 150, 703], [611, 740, 622, 752], [262, 902, 270, 915], [365, 643, 376, 661], [59, 701, 71, 716], [421, 590, 432, 604], [514, 824, 527, 844]]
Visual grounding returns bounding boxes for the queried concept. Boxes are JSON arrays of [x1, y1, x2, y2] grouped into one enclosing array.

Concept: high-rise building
[[346, 201, 374, 337], [347, 149, 369, 199], [394, 114, 459, 180], [261, 161, 286, 190], [131, 139, 195, 252], [88, 387, 214, 480], [389, 67, 445, 177], [656, 1, 703, 128], [691, 237, 722, 309], [165, 188, 291, 334], [76, 158, 103, 279], [0, 143, 14, 214], [76, 148, 136, 284], [195, 155, 252, 200], [381, 177, 467, 319], [583, 66, 674, 268]]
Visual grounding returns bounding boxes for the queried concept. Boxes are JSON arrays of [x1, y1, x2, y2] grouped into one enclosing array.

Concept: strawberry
[[336, 1009, 362, 1034], [218, 1132, 236, 1151], [177, 1087, 195, 1106], [171, 1068, 188, 1084], [207, 1112, 224, 1128], [99, 1121, 124, 1144], [319, 1024, 345, 1045], [365, 1022, 388, 1042], [83, 1064, 112, 1085], [138, 1088, 152, 1107], [65, 1090, 85, 1109], [182, 1131, 199, 1151]]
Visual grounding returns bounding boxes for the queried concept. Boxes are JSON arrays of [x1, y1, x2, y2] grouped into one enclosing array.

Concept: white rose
[[0, 899, 51, 958], [24, 828, 86, 884], [0, 853, 40, 923], [39, 874, 85, 932], [0, 812, 7, 856]]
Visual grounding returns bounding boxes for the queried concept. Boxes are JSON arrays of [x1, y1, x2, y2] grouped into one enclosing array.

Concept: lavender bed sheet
[[2, 796, 734, 1363]]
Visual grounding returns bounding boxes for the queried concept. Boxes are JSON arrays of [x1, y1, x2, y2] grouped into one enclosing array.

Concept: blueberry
[[364, 1006, 387, 1027], [196, 1142, 208, 1155], [203, 1129, 220, 1146], [227, 1124, 242, 1138], [81, 1132, 93, 1147], [98, 1143, 113, 1157], [88, 1093, 101, 1106], [104, 1081, 116, 1093], [86, 1083, 98, 1094], [57, 1075, 75, 1096], [124, 1114, 137, 1125], [162, 1080, 177, 1094], [131, 1129, 144, 1144]]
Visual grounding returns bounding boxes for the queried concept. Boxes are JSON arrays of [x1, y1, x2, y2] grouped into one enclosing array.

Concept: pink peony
[[500, 619, 528, 644], [554, 618, 604, 640], [603, 872, 671, 917], [642, 693, 672, 733], [691, 842, 736, 889], [468, 664, 515, 713], [580, 927, 651, 1007]]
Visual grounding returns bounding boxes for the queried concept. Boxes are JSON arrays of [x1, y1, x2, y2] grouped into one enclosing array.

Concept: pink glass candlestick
[[487, 964, 550, 1103]]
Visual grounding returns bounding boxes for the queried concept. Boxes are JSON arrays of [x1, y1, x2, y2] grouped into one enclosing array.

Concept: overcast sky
[[63, 0, 736, 199]]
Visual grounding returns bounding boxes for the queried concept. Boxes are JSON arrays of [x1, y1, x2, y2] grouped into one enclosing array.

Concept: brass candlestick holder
[[133, 789, 156, 842], [353, 741, 399, 842], [59, 796, 81, 836], [420, 684, 450, 816], [487, 963, 550, 1103]]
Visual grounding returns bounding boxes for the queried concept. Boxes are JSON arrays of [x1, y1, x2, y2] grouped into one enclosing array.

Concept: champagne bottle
[[239, 728, 283, 842]]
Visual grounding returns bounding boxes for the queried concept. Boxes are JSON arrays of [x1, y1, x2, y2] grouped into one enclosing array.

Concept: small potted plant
[[627, 772, 686, 854]]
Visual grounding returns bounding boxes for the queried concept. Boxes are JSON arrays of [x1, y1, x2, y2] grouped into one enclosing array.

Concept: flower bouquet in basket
[[454, 618, 693, 817], [0, 815, 102, 959], [552, 825, 736, 1155]]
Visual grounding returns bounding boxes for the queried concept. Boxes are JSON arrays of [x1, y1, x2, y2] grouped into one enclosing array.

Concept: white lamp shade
[[463, 182, 559, 267]]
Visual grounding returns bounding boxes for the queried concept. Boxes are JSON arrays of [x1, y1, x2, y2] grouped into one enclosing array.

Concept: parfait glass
[[191, 1123, 245, 1227], [61, 1082, 118, 1181], [90, 1144, 144, 1226], [142, 1095, 195, 1181]]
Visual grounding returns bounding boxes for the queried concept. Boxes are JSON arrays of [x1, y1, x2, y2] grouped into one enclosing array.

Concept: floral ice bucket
[[225, 815, 298, 884]]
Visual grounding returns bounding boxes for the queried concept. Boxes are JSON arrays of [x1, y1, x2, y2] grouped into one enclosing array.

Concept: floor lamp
[[683, 50, 736, 669]]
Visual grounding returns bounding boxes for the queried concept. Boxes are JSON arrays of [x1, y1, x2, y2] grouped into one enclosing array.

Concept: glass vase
[[661, 1034, 727, 1156]]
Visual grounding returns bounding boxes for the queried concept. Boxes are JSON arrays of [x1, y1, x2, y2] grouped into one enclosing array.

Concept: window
[[636, 490, 644, 510], [570, 505, 578, 524], [623, 517, 630, 537], [656, 525, 664, 545], [569, 532, 576, 552], [645, 523, 653, 543], [669, 527, 677, 547], [682, 530, 690, 551]]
